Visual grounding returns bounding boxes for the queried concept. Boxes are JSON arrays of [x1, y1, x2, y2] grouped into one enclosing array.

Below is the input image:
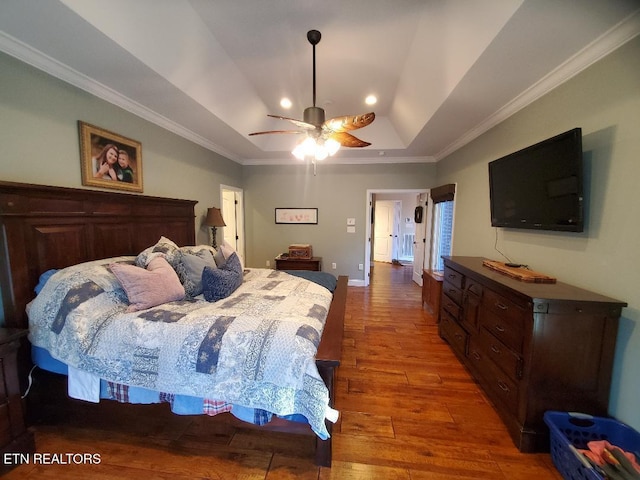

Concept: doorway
[[365, 189, 428, 287], [220, 185, 245, 266]]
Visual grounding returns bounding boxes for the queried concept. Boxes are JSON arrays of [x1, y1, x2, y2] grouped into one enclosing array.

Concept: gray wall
[[2, 30, 638, 434], [242, 163, 436, 281], [0, 51, 243, 247], [436, 35, 640, 431]]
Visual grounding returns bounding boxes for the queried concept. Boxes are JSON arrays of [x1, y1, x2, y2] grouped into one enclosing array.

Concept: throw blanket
[[28, 257, 335, 439]]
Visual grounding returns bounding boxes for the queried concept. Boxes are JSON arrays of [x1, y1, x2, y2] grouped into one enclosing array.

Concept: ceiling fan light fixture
[[291, 143, 305, 160], [292, 136, 316, 160], [291, 135, 340, 162], [315, 143, 329, 161], [280, 97, 292, 109], [326, 138, 341, 156], [248, 29, 374, 172]]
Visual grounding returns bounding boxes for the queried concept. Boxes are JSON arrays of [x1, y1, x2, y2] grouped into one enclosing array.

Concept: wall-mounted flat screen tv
[[488, 128, 584, 232]]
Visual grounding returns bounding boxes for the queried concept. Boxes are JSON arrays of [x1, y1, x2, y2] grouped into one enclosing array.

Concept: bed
[[0, 181, 347, 466]]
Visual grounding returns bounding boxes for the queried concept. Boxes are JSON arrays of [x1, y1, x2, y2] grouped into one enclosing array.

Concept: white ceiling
[[1, 0, 639, 165]]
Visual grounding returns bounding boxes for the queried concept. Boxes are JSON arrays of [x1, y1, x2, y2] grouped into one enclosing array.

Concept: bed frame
[[0, 180, 346, 467]]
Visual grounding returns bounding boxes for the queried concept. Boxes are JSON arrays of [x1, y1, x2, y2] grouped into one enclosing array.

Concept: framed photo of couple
[[79, 121, 143, 192]]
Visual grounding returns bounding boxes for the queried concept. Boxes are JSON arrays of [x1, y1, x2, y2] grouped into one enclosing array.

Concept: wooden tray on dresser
[[482, 260, 556, 283]]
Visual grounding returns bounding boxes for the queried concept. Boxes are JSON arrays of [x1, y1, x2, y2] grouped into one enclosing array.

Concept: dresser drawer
[[483, 289, 528, 324], [477, 326, 522, 381], [443, 266, 463, 289], [441, 292, 461, 319], [481, 290, 526, 353], [442, 281, 463, 306], [465, 278, 483, 297], [468, 336, 489, 372], [440, 310, 467, 358], [483, 361, 519, 413], [469, 337, 519, 413], [480, 308, 524, 353]]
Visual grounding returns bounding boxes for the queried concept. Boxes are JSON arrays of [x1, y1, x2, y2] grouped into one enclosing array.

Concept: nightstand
[[0, 328, 35, 471], [275, 256, 322, 271]]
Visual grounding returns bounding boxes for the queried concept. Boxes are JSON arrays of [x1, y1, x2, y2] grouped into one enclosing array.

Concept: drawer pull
[[491, 345, 501, 354], [454, 334, 463, 341], [495, 302, 508, 311], [471, 351, 481, 361], [448, 274, 456, 280], [497, 381, 510, 393], [494, 324, 505, 333]]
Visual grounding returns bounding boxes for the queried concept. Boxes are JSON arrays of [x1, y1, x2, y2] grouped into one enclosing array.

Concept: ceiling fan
[[249, 29, 375, 164]]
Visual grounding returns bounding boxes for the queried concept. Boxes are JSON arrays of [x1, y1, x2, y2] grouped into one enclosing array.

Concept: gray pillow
[[135, 236, 179, 267], [202, 252, 243, 302], [174, 249, 217, 297]]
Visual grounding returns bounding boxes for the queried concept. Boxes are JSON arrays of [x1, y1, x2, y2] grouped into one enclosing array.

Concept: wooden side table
[[422, 269, 443, 320], [0, 328, 35, 472], [275, 256, 322, 271]]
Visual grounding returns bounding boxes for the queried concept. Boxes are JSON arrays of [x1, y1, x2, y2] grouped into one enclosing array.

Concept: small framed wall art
[[79, 121, 143, 192], [275, 208, 318, 224]]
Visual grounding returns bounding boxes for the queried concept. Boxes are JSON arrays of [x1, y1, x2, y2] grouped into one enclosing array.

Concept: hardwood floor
[[4, 262, 563, 479]]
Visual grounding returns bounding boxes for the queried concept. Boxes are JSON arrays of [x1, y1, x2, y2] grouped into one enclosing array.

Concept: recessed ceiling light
[[365, 95, 377, 106], [280, 97, 292, 109]]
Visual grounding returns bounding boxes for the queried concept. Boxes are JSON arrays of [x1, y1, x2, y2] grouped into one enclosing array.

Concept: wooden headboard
[[0, 181, 197, 329]]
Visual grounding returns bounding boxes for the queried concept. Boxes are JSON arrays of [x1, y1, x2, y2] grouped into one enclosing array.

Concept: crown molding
[[241, 155, 435, 166], [435, 9, 640, 162], [2, 8, 638, 167], [0, 30, 241, 163]]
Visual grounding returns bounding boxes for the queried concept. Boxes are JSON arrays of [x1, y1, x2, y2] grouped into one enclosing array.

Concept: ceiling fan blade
[[267, 114, 316, 130], [329, 131, 371, 148], [248, 130, 306, 136], [324, 112, 375, 133]]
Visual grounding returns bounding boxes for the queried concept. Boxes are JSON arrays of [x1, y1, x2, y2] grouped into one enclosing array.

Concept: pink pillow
[[111, 257, 185, 312]]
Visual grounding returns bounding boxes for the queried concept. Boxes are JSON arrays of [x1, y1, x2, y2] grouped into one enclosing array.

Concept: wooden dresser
[[0, 328, 35, 471], [438, 256, 626, 452]]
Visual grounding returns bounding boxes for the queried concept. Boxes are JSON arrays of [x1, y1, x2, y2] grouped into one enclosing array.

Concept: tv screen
[[488, 128, 584, 232]]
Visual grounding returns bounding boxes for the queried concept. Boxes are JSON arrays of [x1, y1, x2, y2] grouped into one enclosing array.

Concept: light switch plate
[[347, 226, 356, 233], [346, 218, 356, 225]]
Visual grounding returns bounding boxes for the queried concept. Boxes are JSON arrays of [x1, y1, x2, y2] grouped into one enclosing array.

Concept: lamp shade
[[204, 207, 226, 227]]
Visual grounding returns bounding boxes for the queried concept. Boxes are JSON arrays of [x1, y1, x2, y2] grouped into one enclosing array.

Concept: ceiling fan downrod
[[304, 30, 325, 128], [248, 28, 374, 154], [307, 29, 321, 107]]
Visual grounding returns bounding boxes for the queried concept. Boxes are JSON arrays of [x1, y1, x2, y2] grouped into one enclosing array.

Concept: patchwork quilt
[[27, 257, 335, 439]]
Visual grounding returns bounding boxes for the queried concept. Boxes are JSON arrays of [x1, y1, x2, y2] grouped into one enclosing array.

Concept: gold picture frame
[[79, 121, 143, 192]]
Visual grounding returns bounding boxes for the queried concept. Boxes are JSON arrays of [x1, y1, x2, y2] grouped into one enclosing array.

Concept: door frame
[[364, 188, 428, 287], [220, 184, 245, 265]]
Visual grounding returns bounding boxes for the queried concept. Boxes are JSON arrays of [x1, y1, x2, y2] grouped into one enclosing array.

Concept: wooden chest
[[288, 244, 312, 259]]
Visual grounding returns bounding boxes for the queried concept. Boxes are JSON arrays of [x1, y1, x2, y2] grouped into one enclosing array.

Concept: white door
[[374, 200, 395, 263], [412, 193, 428, 285], [220, 186, 245, 266], [393, 201, 402, 262]]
